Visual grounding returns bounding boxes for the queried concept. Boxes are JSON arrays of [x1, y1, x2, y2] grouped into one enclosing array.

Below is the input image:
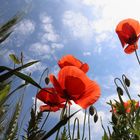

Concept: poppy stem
[[68, 104, 72, 140], [135, 49, 140, 65], [72, 118, 80, 139], [114, 77, 132, 101], [88, 114, 91, 140], [35, 67, 49, 114], [55, 99, 68, 140], [82, 109, 87, 140], [40, 111, 50, 130]]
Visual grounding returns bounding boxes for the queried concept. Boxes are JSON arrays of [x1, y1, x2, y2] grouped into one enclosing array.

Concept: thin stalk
[[68, 104, 71, 140], [55, 99, 68, 140], [114, 78, 132, 101], [82, 109, 87, 140], [40, 111, 50, 130], [88, 114, 91, 140], [72, 118, 80, 140], [134, 44, 140, 65], [35, 67, 49, 114], [122, 75, 132, 101]]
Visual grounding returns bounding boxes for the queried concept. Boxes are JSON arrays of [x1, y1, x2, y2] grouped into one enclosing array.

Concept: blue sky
[[1, 0, 140, 139]]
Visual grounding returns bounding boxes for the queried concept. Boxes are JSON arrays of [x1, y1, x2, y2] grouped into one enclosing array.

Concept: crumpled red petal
[[58, 54, 89, 73]]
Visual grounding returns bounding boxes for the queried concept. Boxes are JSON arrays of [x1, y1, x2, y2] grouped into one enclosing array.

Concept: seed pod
[[89, 105, 95, 116], [94, 113, 98, 123], [117, 87, 123, 96], [124, 77, 130, 87], [45, 77, 50, 85]]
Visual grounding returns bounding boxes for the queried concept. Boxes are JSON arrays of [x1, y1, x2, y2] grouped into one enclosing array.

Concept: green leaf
[[0, 32, 11, 43], [5, 99, 22, 140], [0, 84, 10, 102], [0, 83, 27, 106], [0, 60, 39, 81], [40, 109, 80, 140], [9, 54, 21, 64], [24, 108, 44, 140], [12, 71, 42, 89], [0, 61, 42, 89], [0, 12, 23, 45]]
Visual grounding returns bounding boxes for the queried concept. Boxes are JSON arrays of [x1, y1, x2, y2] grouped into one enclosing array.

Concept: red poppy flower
[[123, 100, 139, 113], [36, 88, 65, 112], [116, 18, 140, 54], [111, 100, 139, 114], [58, 55, 89, 73], [49, 66, 100, 109]]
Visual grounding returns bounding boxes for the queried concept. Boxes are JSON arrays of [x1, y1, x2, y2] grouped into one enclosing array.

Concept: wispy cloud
[[29, 13, 64, 62], [15, 19, 35, 35], [63, 11, 94, 41], [29, 42, 51, 58], [80, 0, 140, 33], [83, 51, 91, 56], [40, 13, 60, 43]]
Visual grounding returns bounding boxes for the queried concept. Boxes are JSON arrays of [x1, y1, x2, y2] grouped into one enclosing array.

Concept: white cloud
[[15, 19, 35, 35], [63, 11, 94, 41], [80, 0, 140, 33], [40, 14, 52, 24], [95, 32, 111, 44], [40, 13, 60, 43], [51, 43, 64, 49], [30, 13, 64, 59], [29, 42, 51, 56], [41, 32, 59, 42], [83, 51, 91, 56]]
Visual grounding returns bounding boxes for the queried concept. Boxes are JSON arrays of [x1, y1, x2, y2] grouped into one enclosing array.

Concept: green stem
[[134, 48, 140, 65], [55, 99, 68, 140], [35, 67, 49, 114], [68, 104, 71, 140], [82, 109, 87, 140], [114, 78, 132, 101], [40, 111, 50, 130], [72, 118, 80, 140], [88, 114, 91, 140]]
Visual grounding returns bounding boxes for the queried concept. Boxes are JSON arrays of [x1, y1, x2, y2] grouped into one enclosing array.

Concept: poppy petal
[[74, 80, 100, 109], [58, 66, 100, 108], [36, 88, 65, 105], [116, 31, 127, 47], [80, 63, 89, 73], [58, 54, 89, 73], [116, 18, 140, 53], [40, 105, 60, 112], [49, 74, 64, 96], [124, 43, 138, 54], [58, 66, 88, 98], [116, 18, 140, 35]]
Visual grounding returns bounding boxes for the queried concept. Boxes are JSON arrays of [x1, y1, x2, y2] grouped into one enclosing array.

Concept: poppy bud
[[89, 105, 95, 116], [94, 113, 98, 123], [45, 77, 50, 85], [124, 77, 130, 87], [117, 87, 123, 96]]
